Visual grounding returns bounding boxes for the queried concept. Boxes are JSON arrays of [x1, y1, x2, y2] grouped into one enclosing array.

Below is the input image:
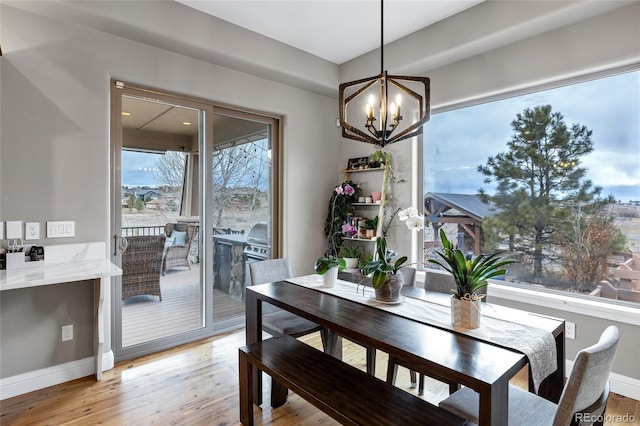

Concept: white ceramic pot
[[451, 296, 481, 329], [344, 257, 359, 269], [322, 266, 339, 288]]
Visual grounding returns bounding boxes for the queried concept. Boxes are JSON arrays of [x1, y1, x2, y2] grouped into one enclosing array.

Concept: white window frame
[[418, 63, 640, 320]]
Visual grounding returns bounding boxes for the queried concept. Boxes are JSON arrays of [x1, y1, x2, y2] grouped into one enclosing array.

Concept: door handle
[[114, 235, 129, 255]]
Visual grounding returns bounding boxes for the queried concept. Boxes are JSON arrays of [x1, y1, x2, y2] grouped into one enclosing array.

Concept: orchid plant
[[362, 207, 425, 288], [323, 180, 361, 253], [317, 181, 361, 275]]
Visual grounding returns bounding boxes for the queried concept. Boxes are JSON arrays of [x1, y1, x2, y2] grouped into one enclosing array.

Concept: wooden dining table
[[245, 276, 565, 426]]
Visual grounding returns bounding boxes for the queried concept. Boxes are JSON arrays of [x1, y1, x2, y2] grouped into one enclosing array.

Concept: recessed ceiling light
[[182, 121, 192, 126], [121, 111, 131, 116]]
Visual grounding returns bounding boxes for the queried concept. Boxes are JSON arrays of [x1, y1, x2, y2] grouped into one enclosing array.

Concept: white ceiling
[[176, 0, 483, 64]]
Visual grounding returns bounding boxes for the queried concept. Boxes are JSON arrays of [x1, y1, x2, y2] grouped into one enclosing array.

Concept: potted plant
[[359, 207, 424, 302], [362, 237, 408, 302], [358, 252, 374, 270], [314, 255, 346, 288], [338, 245, 363, 269], [324, 181, 361, 252], [362, 216, 378, 239], [428, 228, 516, 328], [369, 150, 388, 168]]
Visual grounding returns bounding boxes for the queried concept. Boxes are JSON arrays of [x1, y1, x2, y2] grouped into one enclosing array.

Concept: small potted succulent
[[338, 245, 363, 269], [428, 228, 516, 328], [362, 216, 378, 239]]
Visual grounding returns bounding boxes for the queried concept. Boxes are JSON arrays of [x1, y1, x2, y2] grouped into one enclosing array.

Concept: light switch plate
[[25, 222, 40, 240], [0, 222, 4, 240], [6, 221, 23, 239], [47, 221, 75, 238]]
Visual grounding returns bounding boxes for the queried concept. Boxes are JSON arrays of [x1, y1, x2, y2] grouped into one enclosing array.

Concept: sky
[[424, 70, 640, 203], [122, 151, 163, 187], [122, 71, 639, 203]]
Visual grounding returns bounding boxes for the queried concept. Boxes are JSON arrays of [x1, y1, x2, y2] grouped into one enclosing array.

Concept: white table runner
[[286, 275, 557, 393]]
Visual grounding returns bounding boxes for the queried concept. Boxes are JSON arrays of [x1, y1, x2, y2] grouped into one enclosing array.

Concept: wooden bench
[[238, 334, 467, 426]]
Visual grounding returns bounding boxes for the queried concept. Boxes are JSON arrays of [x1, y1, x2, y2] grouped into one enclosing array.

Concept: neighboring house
[[135, 189, 162, 201]]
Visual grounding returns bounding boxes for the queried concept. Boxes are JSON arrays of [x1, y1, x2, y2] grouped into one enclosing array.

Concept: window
[[212, 136, 270, 234], [423, 69, 640, 306], [121, 150, 187, 233]]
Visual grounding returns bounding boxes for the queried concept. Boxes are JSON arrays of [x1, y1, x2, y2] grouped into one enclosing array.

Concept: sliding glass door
[[209, 112, 275, 331], [111, 84, 212, 360], [110, 82, 281, 360]]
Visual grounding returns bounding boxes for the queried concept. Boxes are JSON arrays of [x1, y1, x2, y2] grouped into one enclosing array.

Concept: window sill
[[487, 282, 640, 326]]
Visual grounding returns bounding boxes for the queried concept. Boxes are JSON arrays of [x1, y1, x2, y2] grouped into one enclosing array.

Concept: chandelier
[[339, 0, 430, 147]]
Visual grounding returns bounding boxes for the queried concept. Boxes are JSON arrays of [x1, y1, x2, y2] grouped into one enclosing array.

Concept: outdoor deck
[[122, 265, 245, 347]]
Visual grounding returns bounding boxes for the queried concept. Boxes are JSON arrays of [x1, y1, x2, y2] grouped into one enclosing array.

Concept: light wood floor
[[1, 330, 638, 425]]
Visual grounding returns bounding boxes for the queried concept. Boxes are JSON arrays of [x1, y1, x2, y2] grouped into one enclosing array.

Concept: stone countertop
[[1, 259, 122, 291]]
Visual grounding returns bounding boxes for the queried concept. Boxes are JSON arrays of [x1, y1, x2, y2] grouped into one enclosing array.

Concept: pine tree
[[478, 105, 601, 276]]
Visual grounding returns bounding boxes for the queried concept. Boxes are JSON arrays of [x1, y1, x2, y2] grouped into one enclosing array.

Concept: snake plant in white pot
[[428, 229, 516, 328]]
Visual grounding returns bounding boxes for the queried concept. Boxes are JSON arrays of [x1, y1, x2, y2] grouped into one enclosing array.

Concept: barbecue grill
[[244, 221, 270, 260], [244, 221, 271, 287]]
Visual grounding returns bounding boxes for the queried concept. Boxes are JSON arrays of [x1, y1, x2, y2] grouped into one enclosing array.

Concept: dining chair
[[439, 325, 620, 426], [248, 258, 328, 351]]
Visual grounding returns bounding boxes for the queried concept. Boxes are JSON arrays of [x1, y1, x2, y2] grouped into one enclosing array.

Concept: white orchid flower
[[404, 215, 424, 231], [398, 206, 418, 221]]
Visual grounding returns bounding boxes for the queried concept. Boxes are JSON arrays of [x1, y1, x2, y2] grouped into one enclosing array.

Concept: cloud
[[424, 70, 640, 202], [122, 151, 162, 187]]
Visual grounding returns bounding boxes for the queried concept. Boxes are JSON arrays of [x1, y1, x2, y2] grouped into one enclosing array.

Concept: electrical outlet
[[565, 321, 576, 340], [62, 325, 73, 342], [25, 222, 40, 240]]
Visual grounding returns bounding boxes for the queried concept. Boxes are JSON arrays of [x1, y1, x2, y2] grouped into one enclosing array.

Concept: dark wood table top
[[248, 281, 527, 389], [246, 278, 565, 426]]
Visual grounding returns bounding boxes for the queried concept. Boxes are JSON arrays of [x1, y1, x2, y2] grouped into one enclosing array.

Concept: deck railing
[[122, 226, 165, 237], [123, 225, 244, 236]]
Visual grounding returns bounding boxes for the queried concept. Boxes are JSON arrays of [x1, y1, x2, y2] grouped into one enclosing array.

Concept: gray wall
[[1, 282, 94, 377], [0, 2, 340, 377]]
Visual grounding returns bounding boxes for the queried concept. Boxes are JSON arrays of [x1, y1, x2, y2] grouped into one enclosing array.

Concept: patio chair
[[162, 223, 196, 275], [122, 234, 166, 301], [439, 325, 620, 426]]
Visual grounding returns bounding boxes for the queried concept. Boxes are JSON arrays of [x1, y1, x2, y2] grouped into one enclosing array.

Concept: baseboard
[[566, 359, 640, 401], [0, 350, 114, 400], [103, 349, 115, 371], [2, 351, 638, 401]]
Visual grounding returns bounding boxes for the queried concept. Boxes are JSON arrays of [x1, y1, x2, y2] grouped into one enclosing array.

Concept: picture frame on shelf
[[346, 157, 370, 170]]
